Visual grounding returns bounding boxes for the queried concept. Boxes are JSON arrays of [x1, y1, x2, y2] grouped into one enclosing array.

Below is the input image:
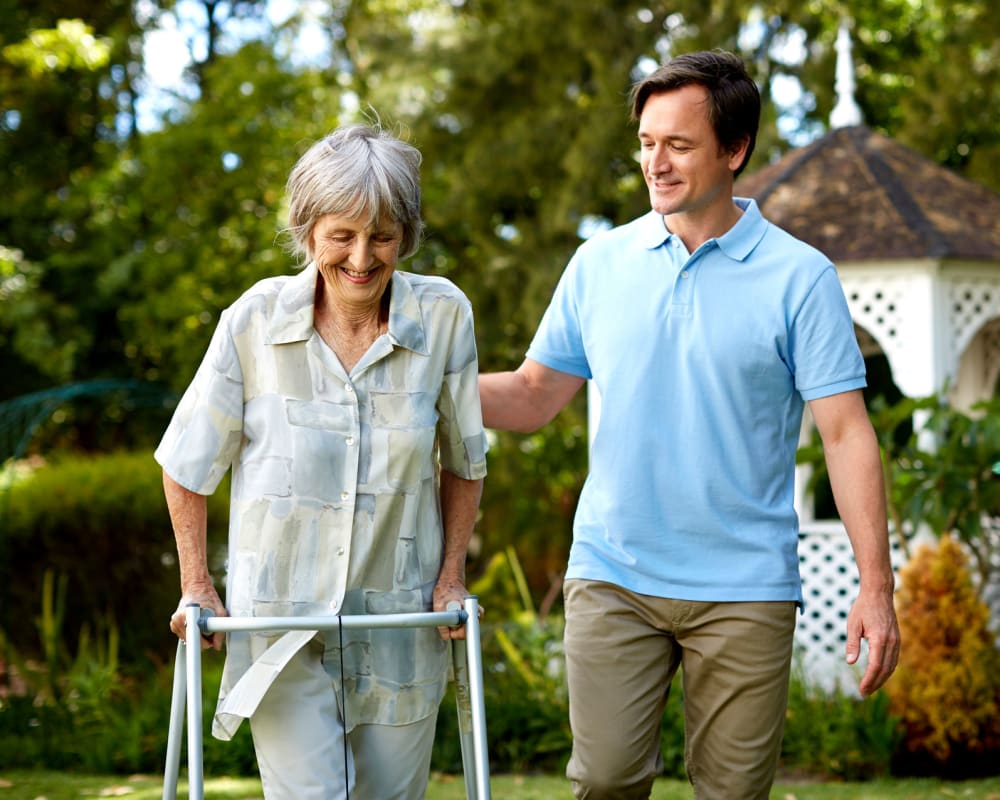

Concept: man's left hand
[[846, 587, 901, 696]]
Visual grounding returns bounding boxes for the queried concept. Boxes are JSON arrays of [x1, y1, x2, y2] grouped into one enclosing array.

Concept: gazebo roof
[[734, 124, 1000, 263]]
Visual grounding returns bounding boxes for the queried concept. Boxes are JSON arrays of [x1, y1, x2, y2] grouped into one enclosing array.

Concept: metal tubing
[[199, 610, 465, 634], [165, 606, 489, 798], [184, 605, 205, 800], [162, 642, 187, 800], [451, 637, 477, 800], [463, 596, 491, 799]]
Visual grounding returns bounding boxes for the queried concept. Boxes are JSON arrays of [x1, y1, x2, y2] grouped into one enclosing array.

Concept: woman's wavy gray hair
[[285, 124, 424, 262]]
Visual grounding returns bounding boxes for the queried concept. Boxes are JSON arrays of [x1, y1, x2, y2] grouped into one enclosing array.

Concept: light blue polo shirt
[[526, 198, 865, 604]]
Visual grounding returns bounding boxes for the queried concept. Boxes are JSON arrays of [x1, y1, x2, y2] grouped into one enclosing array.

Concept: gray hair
[[285, 124, 424, 262]]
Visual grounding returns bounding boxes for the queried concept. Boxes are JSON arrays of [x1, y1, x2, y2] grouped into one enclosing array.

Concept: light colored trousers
[[563, 579, 797, 800], [249, 641, 438, 799]]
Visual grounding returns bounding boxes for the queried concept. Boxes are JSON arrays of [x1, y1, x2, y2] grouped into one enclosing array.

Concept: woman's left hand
[[432, 577, 484, 641]]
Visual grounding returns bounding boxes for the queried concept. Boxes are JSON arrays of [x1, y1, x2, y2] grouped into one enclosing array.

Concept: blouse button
[[341, 491, 350, 502], [345, 436, 355, 446]]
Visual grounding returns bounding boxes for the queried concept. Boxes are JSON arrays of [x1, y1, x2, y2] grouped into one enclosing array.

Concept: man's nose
[[647, 145, 671, 177]]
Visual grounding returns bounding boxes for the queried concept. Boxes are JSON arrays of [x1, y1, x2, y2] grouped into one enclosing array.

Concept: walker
[[162, 596, 491, 799]]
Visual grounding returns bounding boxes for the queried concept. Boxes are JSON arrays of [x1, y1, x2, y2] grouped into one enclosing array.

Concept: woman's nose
[[350, 237, 375, 269]]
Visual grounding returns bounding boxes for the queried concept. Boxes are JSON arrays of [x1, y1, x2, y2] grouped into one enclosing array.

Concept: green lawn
[[1, 771, 1000, 799]]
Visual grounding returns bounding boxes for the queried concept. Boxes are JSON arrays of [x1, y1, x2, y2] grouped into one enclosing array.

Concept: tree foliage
[[2, 0, 998, 597]]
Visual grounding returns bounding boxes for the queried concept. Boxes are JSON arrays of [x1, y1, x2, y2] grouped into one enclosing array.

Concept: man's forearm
[[824, 426, 894, 592], [480, 361, 585, 432], [479, 371, 539, 432]]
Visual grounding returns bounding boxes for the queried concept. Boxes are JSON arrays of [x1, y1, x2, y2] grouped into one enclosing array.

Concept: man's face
[[638, 84, 746, 220]]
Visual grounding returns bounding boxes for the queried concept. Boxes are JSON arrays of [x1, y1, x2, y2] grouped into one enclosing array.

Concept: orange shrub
[[887, 534, 1000, 770]]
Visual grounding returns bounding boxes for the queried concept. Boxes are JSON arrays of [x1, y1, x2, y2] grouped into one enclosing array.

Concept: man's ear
[[728, 136, 751, 173]]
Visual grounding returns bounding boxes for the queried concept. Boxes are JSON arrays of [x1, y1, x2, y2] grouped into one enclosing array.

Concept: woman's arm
[[163, 470, 228, 650], [433, 469, 484, 640]]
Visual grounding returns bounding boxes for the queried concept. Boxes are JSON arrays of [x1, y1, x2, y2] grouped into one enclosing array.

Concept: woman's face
[[310, 212, 403, 312]]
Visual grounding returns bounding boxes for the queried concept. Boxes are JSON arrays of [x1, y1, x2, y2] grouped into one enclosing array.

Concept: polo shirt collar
[[267, 264, 429, 355], [716, 197, 768, 261], [638, 210, 672, 250], [638, 198, 769, 261]]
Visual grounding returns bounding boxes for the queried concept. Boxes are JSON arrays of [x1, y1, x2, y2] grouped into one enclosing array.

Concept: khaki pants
[[249, 641, 438, 799], [564, 579, 796, 800]]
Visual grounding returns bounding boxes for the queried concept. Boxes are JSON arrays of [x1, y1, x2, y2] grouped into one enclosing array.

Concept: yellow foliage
[[886, 535, 1000, 763]]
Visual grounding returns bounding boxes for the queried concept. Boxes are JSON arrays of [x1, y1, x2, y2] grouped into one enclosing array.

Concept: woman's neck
[[313, 280, 388, 372]]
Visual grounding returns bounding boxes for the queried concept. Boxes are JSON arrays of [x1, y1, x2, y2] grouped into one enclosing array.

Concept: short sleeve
[[525, 253, 592, 379], [790, 266, 867, 401], [436, 298, 488, 480], [154, 310, 245, 494]]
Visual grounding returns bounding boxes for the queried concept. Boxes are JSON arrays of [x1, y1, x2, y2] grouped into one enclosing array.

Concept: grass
[[1, 771, 1000, 799]]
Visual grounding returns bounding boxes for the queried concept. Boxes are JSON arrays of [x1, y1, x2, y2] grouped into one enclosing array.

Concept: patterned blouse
[[155, 265, 487, 738]]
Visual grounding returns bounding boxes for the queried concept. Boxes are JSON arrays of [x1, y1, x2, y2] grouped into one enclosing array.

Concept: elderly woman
[[155, 123, 487, 799]]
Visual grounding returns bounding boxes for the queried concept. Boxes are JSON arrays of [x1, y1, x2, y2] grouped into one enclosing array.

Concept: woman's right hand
[[169, 585, 228, 651]]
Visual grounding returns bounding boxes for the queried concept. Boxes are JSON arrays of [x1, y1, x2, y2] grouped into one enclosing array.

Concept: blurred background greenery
[[1, 0, 999, 785]]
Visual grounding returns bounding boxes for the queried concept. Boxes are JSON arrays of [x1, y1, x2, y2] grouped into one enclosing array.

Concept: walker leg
[[185, 604, 205, 800], [162, 641, 186, 800], [451, 639, 477, 799], [463, 596, 491, 799]]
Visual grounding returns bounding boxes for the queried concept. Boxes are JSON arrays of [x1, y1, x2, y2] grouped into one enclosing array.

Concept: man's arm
[[433, 469, 485, 640], [809, 390, 900, 695], [163, 470, 228, 650], [479, 358, 585, 432]]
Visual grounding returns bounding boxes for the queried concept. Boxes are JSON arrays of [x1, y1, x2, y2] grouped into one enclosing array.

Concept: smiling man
[[479, 51, 900, 799]]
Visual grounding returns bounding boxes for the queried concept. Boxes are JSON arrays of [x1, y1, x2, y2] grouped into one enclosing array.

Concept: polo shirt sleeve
[[525, 253, 592, 379], [154, 309, 245, 495], [436, 297, 488, 480], [790, 266, 867, 401]]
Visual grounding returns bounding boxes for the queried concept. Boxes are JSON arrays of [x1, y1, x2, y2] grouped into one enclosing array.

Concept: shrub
[[0, 450, 230, 666], [0, 631, 256, 776], [886, 535, 1000, 776], [434, 548, 688, 777], [434, 609, 572, 771], [781, 658, 901, 780]]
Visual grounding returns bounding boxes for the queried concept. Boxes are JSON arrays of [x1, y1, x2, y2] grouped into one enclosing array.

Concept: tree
[[2, 0, 997, 593], [0, 5, 138, 396]]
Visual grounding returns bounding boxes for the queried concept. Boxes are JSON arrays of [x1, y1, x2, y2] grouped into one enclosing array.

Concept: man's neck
[[664, 198, 744, 253]]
